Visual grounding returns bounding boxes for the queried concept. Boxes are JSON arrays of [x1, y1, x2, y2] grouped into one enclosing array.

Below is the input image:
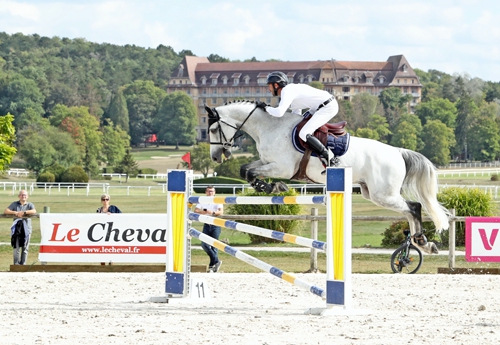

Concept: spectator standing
[[4, 190, 37, 265], [194, 186, 223, 272], [96, 194, 122, 214]]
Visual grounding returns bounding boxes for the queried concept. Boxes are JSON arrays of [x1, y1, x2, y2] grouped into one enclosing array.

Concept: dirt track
[[1, 272, 499, 344]]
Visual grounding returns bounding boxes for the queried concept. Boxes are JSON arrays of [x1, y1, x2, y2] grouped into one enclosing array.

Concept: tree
[[106, 90, 129, 131], [0, 114, 17, 171], [102, 124, 130, 166], [367, 114, 391, 143], [122, 80, 166, 146], [0, 73, 45, 127], [191, 143, 217, 177], [308, 81, 324, 90], [378, 87, 412, 130], [207, 54, 230, 63], [214, 156, 254, 179], [348, 92, 381, 131], [466, 103, 500, 161], [391, 121, 421, 151], [154, 91, 197, 145], [114, 149, 138, 182], [420, 120, 456, 166], [17, 126, 80, 174], [415, 98, 457, 128], [454, 94, 478, 160]]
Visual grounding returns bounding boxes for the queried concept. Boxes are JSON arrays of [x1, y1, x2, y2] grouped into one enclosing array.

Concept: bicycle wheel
[[390, 244, 423, 274]]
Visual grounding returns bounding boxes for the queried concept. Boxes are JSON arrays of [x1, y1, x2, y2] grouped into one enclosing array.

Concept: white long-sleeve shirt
[[265, 83, 333, 117]]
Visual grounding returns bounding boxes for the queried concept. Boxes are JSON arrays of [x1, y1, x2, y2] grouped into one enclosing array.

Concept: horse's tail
[[399, 149, 450, 231]]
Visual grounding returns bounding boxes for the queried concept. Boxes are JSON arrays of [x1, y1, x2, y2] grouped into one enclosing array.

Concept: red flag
[[181, 152, 191, 169]]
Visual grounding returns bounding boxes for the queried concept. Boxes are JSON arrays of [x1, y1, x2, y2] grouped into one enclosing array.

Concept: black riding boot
[[306, 134, 335, 168]]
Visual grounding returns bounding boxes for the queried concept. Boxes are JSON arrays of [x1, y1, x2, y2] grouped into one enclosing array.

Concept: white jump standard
[[165, 168, 363, 315]]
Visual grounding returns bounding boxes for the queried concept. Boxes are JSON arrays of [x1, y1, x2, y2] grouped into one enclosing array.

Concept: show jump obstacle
[[164, 168, 356, 315]]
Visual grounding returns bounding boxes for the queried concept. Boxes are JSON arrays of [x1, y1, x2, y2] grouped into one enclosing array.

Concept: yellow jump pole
[[165, 169, 192, 297]]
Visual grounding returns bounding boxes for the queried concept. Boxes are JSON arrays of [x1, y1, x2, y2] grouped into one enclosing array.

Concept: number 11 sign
[[466, 217, 500, 262]]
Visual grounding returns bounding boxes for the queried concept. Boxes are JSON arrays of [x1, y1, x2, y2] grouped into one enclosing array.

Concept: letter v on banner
[[478, 228, 498, 250], [466, 217, 500, 262]]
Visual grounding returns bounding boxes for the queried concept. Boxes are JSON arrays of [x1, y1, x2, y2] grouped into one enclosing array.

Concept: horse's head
[[206, 105, 236, 163], [206, 101, 260, 163]]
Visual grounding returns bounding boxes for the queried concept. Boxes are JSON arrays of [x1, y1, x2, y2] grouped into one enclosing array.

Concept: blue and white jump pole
[[165, 167, 355, 314]]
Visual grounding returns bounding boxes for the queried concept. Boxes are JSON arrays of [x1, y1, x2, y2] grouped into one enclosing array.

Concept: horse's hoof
[[430, 242, 439, 254], [271, 181, 289, 193]]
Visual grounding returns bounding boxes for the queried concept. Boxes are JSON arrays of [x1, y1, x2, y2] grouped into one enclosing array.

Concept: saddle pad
[[292, 126, 350, 157]]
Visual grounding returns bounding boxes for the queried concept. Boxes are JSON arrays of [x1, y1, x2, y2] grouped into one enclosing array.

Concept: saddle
[[291, 113, 348, 181]]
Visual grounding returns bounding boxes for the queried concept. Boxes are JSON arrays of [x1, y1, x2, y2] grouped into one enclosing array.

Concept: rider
[[257, 71, 339, 168]]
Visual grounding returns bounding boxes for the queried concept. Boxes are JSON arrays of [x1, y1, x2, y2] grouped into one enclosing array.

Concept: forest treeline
[[1, 32, 500, 178]]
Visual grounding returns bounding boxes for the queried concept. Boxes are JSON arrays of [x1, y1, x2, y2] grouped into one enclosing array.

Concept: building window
[[354, 77, 359, 83], [212, 78, 217, 86], [404, 79, 407, 84], [366, 78, 372, 83], [201, 129, 207, 140], [244, 76, 250, 84], [397, 79, 400, 84], [222, 76, 228, 85], [202, 89, 207, 94], [212, 98, 217, 104], [186, 89, 190, 94], [201, 77, 207, 85], [234, 78, 239, 85], [378, 76, 385, 83], [412, 79, 415, 84], [289, 77, 294, 83], [246, 88, 250, 94], [212, 88, 217, 94], [234, 88, 239, 94], [342, 87, 350, 92], [223, 88, 227, 94], [202, 117, 206, 124], [299, 75, 304, 83]]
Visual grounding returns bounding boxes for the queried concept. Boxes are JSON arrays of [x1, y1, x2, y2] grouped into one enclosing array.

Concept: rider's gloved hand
[[255, 101, 268, 110]]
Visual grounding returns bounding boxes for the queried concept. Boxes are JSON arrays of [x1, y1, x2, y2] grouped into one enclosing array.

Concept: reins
[[209, 105, 259, 148]]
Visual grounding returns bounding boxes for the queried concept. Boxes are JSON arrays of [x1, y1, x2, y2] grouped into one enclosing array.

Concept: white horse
[[206, 100, 449, 254]]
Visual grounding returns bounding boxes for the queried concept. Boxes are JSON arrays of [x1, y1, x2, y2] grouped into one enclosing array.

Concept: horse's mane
[[224, 99, 257, 106]]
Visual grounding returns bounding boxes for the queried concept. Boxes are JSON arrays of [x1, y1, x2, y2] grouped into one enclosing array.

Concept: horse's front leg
[[240, 161, 289, 194]]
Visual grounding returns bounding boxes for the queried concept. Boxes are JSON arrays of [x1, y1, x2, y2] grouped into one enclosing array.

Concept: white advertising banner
[[466, 217, 500, 262], [39, 214, 168, 263]]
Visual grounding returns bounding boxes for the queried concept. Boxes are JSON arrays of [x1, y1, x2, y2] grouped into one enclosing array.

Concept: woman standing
[[96, 194, 122, 214]]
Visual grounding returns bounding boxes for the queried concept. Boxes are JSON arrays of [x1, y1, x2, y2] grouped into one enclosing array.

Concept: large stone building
[[166, 55, 421, 141]]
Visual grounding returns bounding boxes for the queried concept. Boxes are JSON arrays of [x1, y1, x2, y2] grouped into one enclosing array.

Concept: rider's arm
[[265, 87, 296, 117]]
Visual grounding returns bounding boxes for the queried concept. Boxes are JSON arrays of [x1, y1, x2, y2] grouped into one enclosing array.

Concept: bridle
[[205, 104, 259, 150]]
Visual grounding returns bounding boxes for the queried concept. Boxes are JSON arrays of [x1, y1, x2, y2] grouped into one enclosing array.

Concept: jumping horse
[[206, 100, 449, 254]]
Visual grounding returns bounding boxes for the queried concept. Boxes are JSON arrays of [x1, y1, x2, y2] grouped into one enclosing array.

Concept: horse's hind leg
[[405, 200, 438, 254], [370, 192, 438, 254]]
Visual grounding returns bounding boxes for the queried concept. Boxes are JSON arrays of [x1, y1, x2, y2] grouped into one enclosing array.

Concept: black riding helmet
[[266, 71, 289, 96]]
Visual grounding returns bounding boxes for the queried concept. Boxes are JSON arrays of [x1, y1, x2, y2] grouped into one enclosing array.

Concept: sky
[[1, 0, 500, 82]]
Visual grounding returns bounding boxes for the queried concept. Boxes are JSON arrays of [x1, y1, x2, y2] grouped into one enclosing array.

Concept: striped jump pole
[[189, 228, 325, 298], [188, 195, 326, 205], [189, 212, 326, 251]]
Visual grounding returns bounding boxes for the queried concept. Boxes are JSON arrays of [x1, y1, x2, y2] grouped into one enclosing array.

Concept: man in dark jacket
[[4, 190, 36, 265]]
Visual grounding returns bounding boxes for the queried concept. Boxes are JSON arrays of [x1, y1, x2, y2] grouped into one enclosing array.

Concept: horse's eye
[[210, 125, 219, 133]]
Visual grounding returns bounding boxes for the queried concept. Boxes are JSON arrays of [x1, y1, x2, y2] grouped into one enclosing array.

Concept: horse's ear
[[205, 105, 214, 117]]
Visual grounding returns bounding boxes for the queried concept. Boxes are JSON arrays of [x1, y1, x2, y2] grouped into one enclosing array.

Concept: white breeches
[[298, 100, 339, 141]]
